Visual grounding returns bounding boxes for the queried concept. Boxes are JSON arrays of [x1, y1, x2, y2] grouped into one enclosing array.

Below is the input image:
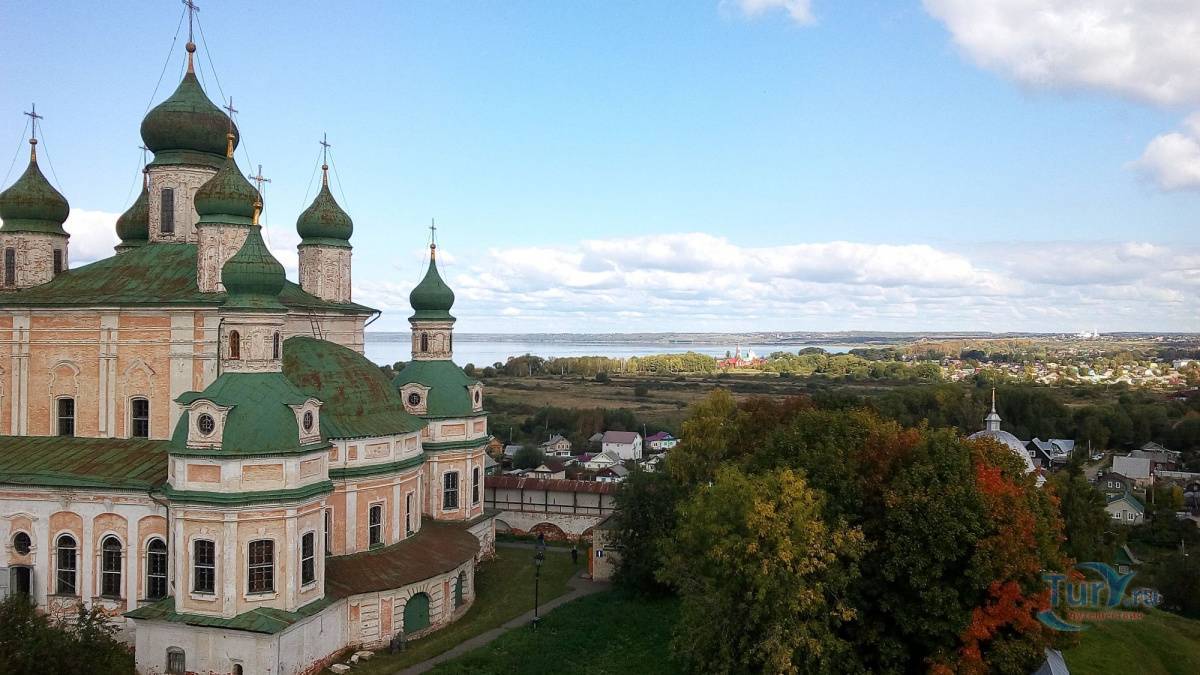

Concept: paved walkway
[[392, 543, 609, 674]]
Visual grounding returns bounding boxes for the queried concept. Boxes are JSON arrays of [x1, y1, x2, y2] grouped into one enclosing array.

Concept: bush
[[595, 372, 610, 383], [0, 595, 134, 675], [634, 384, 650, 398]]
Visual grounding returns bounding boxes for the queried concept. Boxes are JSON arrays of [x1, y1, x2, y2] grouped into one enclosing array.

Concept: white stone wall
[[147, 165, 217, 244], [298, 245, 352, 304], [0, 232, 68, 289], [283, 313, 367, 354], [220, 313, 286, 374], [196, 224, 250, 293]]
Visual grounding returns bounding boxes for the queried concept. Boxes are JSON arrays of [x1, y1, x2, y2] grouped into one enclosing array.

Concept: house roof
[[533, 459, 566, 473], [599, 464, 629, 477], [1106, 492, 1145, 513], [0, 436, 168, 490], [602, 431, 640, 444], [0, 242, 373, 314], [539, 434, 568, 447], [283, 336, 424, 439], [645, 432, 673, 442], [1113, 455, 1153, 479], [485, 475, 617, 495], [325, 520, 481, 599], [588, 433, 603, 442], [1114, 544, 1142, 566]]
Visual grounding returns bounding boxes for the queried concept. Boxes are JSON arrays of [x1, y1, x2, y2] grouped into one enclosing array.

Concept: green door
[[404, 593, 430, 632], [454, 572, 465, 609]]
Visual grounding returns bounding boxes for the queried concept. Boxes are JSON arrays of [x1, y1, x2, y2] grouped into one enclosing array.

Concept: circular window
[[13, 532, 31, 555], [197, 413, 216, 436], [303, 411, 314, 432], [407, 392, 422, 406]]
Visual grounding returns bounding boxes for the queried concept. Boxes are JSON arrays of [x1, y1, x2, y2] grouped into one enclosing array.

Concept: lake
[[364, 334, 854, 367]]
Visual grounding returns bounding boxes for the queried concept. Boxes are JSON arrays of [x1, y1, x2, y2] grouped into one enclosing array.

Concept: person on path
[[571, 544, 579, 566]]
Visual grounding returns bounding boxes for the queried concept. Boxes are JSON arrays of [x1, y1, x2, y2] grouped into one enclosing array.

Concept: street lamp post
[[532, 541, 546, 628]]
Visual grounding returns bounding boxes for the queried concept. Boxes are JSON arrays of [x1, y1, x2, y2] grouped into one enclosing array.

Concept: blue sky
[[3, 1, 1200, 333]]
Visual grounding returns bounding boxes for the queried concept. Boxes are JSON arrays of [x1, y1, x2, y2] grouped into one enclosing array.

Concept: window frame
[[56, 396, 76, 437], [272, 332, 281, 360], [420, 332, 429, 353], [146, 537, 168, 600], [228, 330, 241, 360], [247, 539, 275, 595], [324, 507, 333, 557], [12, 531, 32, 555], [52, 249, 63, 275], [100, 535, 124, 598], [443, 471, 460, 510], [405, 491, 415, 536], [3, 247, 14, 287], [192, 539, 216, 595], [160, 187, 175, 235], [130, 396, 150, 438], [300, 532, 316, 586], [166, 647, 185, 675], [472, 466, 481, 505], [368, 503, 384, 548], [55, 533, 78, 596]]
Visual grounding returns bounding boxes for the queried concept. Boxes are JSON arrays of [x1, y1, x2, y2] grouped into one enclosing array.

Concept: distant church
[[0, 15, 493, 675]]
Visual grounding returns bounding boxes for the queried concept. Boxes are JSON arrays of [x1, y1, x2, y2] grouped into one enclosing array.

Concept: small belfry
[[296, 133, 354, 303], [194, 105, 262, 292], [408, 220, 456, 361], [0, 105, 71, 289], [115, 149, 151, 253], [218, 198, 287, 373]]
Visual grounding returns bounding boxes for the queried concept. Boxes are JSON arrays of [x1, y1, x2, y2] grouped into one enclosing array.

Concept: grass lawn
[[349, 547, 580, 674], [1063, 610, 1200, 675], [428, 591, 683, 675]]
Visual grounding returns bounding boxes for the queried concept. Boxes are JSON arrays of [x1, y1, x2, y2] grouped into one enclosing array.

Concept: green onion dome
[[140, 70, 238, 168], [0, 145, 70, 236], [222, 224, 286, 310], [296, 182, 353, 246], [195, 154, 260, 224], [409, 248, 455, 321], [115, 179, 150, 247]]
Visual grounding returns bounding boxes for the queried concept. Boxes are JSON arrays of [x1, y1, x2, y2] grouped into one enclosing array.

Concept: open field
[[1063, 610, 1200, 674], [348, 547, 580, 674]]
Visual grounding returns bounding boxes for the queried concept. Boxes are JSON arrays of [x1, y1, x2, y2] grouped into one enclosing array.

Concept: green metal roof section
[[283, 336, 425, 438], [125, 596, 334, 635], [141, 70, 238, 170], [0, 436, 167, 490], [296, 183, 353, 247], [0, 243, 374, 314], [409, 249, 455, 321], [171, 372, 327, 457], [0, 148, 70, 235], [391, 359, 481, 418], [195, 155, 260, 225], [222, 226, 287, 310], [115, 181, 150, 248]]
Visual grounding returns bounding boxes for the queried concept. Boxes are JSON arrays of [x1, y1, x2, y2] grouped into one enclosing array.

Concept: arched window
[[147, 538, 168, 599], [472, 466, 481, 505], [57, 397, 75, 436], [56, 534, 77, 595], [443, 472, 459, 510], [160, 188, 176, 235], [166, 647, 185, 675], [420, 332, 429, 353], [247, 540, 274, 594], [454, 571, 466, 609], [228, 330, 241, 360], [131, 397, 150, 438], [272, 332, 281, 360], [101, 536, 123, 598], [301, 532, 316, 585], [368, 504, 383, 547], [13, 531, 31, 555]]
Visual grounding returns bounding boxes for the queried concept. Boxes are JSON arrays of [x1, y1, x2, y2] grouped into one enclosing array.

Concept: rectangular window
[[3, 248, 13, 287], [472, 467, 481, 505], [193, 540, 215, 594], [57, 398, 75, 437], [131, 397, 150, 438], [160, 188, 175, 234], [52, 249, 63, 275], [301, 532, 316, 585], [443, 472, 459, 510], [405, 492, 414, 536], [166, 649, 185, 675], [247, 540, 274, 594], [369, 504, 383, 547], [324, 508, 333, 557]]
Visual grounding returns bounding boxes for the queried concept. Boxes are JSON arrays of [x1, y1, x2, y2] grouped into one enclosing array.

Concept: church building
[[0, 22, 493, 675]]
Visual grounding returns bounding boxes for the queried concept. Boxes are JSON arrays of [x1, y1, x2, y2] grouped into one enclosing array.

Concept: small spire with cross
[[429, 218, 438, 258], [183, 0, 200, 72], [139, 144, 150, 189], [23, 104, 43, 161], [248, 164, 270, 194], [319, 133, 331, 187], [222, 97, 237, 157]]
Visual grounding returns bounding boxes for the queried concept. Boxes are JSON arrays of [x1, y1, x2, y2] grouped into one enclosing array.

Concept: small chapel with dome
[[0, 21, 493, 675]]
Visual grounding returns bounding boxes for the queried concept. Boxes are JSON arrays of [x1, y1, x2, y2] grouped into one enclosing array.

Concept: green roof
[[1107, 492, 1145, 513], [0, 243, 374, 314], [409, 251, 455, 321], [391, 359, 482, 418], [283, 336, 424, 438], [222, 226, 286, 310], [126, 595, 334, 635], [0, 149, 70, 235], [115, 181, 150, 248], [141, 69, 237, 169], [296, 181, 353, 247], [172, 372, 327, 457], [0, 436, 167, 490], [195, 155, 259, 225]]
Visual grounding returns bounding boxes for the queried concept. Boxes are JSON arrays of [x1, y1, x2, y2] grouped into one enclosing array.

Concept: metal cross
[[248, 164, 271, 192], [319, 133, 331, 166], [183, 0, 200, 43], [430, 219, 437, 246], [23, 104, 43, 141]]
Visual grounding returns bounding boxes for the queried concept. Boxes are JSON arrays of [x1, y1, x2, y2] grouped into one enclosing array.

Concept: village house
[[601, 431, 642, 461], [529, 460, 567, 480], [1130, 442, 1180, 472], [581, 451, 622, 471], [538, 434, 572, 457], [1027, 438, 1075, 470], [1112, 455, 1154, 486], [1094, 472, 1138, 498], [595, 465, 629, 484], [1105, 493, 1145, 525], [645, 431, 678, 452]]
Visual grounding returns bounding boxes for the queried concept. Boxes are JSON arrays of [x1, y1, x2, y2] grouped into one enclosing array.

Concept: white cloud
[[722, 0, 814, 25], [1129, 113, 1200, 190], [923, 0, 1200, 106], [63, 209, 119, 264], [359, 232, 1200, 333]]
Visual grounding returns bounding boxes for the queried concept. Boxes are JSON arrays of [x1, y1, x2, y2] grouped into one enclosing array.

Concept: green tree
[[1047, 464, 1113, 563], [1157, 550, 1200, 618], [512, 445, 545, 470], [0, 595, 134, 675], [659, 466, 866, 674], [610, 469, 682, 595]]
